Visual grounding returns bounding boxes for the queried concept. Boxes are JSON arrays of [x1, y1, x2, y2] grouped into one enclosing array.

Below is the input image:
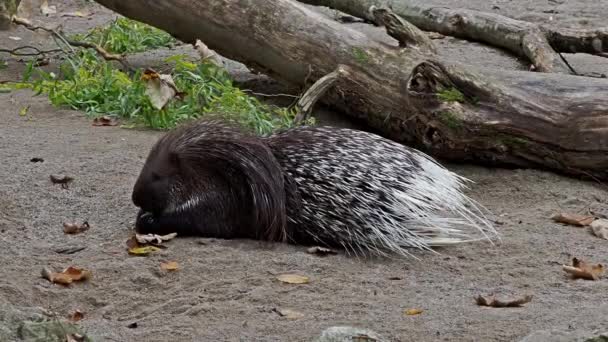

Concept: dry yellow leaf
[[276, 274, 310, 284], [128, 246, 161, 256], [160, 261, 179, 271], [404, 308, 423, 316]]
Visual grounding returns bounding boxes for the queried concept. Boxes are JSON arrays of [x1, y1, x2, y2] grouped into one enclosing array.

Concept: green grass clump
[[352, 47, 370, 64], [438, 111, 463, 130], [72, 17, 176, 54], [0, 18, 314, 135], [437, 87, 465, 103], [8, 18, 309, 134], [19, 50, 304, 134]]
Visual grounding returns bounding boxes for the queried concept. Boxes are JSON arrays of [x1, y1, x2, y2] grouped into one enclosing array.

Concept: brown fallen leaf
[[92, 116, 118, 126], [306, 246, 337, 256], [67, 310, 84, 322], [276, 274, 310, 284], [590, 219, 608, 240], [475, 294, 532, 308], [404, 308, 423, 316], [142, 69, 181, 110], [273, 308, 304, 320], [563, 257, 604, 280], [551, 213, 595, 227], [160, 261, 179, 271], [50, 175, 74, 189], [63, 221, 90, 235], [41, 266, 91, 286]]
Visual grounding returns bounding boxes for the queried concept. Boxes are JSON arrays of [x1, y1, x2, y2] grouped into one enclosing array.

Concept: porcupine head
[[131, 120, 288, 241]]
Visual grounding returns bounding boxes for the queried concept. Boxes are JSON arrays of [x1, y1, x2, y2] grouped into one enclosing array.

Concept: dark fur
[[132, 119, 288, 242]]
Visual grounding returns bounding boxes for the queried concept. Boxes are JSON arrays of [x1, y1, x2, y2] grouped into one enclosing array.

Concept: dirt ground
[[1, 1, 608, 341]]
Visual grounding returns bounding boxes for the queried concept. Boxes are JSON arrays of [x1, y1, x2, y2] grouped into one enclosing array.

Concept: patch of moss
[[437, 87, 465, 103], [438, 111, 463, 130], [352, 47, 370, 64], [500, 136, 529, 148]]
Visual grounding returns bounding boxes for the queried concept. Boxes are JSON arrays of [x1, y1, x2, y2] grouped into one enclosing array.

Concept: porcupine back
[[264, 125, 497, 257]]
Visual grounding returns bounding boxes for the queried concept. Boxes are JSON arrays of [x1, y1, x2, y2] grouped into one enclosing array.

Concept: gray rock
[[519, 329, 608, 342]]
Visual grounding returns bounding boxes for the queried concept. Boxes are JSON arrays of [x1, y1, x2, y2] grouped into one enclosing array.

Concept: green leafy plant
[[9, 19, 310, 134], [71, 18, 176, 54]]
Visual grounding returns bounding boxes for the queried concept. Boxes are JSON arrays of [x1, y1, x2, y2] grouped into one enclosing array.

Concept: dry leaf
[[63, 266, 92, 281], [136, 232, 177, 244], [552, 213, 595, 227], [404, 308, 423, 315], [142, 69, 180, 110], [194, 39, 222, 65], [475, 294, 532, 308], [160, 261, 179, 271], [274, 308, 304, 320], [306, 246, 337, 256], [63, 221, 90, 235], [19, 105, 30, 116], [68, 310, 84, 322], [92, 116, 118, 126], [41, 266, 91, 286], [128, 246, 161, 256], [61, 11, 90, 18], [562, 257, 604, 280], [276, 274, 310, 284], [40, 0, 56, 15], [50, 175, 74, 189], [590, 219, 608, 240]]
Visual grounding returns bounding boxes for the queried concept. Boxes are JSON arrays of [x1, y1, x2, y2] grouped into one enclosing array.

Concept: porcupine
[[131, 118, 497, 257]]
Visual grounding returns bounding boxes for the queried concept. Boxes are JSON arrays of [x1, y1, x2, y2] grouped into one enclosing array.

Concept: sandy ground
[[1, 1, 608, 341]]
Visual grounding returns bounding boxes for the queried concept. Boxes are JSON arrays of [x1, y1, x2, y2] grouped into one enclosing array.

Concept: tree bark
[[300, 0, 608, 74], [93, 0, 608, 181]]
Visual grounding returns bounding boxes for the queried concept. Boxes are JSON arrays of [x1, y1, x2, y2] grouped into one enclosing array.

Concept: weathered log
[[299, 0, 608, 74], [93, 0, 608, 180]]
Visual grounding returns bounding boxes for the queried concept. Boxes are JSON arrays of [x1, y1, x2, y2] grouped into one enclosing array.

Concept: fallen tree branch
[[300, 0, 607, 74], [92, 0, 608, 181], [369, 5, 435, 54], [11, 16, 132, 70], [294, 65, 350, 124]]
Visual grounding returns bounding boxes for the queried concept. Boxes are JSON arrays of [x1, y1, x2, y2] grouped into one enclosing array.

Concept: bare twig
[[11, 16, 132, 70], [0, 46, 62, 56]]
